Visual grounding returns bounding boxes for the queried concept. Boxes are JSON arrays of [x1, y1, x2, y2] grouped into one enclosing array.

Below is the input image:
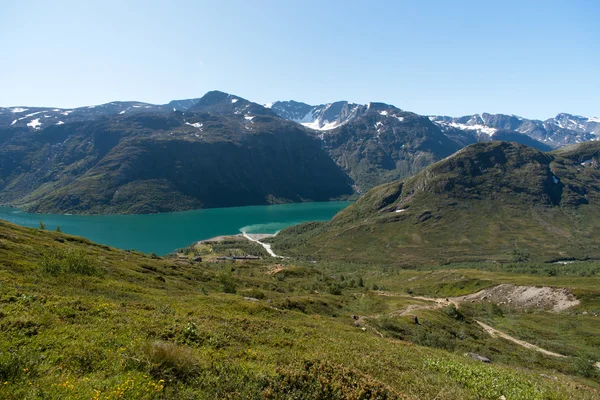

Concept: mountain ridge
[[270, 141, 600, 265], [0, 91, 354, 214], [1, 90, 598, 214]]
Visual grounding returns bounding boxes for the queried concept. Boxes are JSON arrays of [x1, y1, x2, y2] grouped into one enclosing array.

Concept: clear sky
[[1, 0, 598, 119]]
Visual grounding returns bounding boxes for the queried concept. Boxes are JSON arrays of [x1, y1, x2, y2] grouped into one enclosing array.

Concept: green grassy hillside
[[271, 141, 600, 265], [1, 219, 599, 399]]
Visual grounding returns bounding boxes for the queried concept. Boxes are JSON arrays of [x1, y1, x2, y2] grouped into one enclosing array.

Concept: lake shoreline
[[199, 233, 275, 243], [0, 201, 351, 255]]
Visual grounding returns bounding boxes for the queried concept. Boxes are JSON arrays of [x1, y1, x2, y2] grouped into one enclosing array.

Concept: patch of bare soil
[[454, 284, 579, 312], [475, 321, 567, 358], [265, 264, 285, 275]]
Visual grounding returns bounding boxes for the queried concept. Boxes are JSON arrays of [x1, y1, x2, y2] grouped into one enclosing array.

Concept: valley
[[1, 219, 599, 399], [4, 2, 598, 398], [2, 90, 599, 216]]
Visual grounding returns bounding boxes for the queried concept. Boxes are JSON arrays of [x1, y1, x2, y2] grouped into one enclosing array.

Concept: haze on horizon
[[1, 0, 598, 120]]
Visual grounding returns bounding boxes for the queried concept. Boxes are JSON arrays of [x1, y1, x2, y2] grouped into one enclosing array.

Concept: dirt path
[[475, 321, 567, 358], [241, 231, 283, 258], [375, 291, 570, 358]]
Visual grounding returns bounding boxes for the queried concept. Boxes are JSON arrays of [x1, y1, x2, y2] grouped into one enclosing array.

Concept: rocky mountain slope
[[271, 141, 600, 265], [271, 100, 465, 191], [1, 91, 597, 214], [0, 98, 203, 131], [0, 92, 353, 214], [270, 101, 559, 191], [271, 101, 600, 149], [430, 113, 600, 148]]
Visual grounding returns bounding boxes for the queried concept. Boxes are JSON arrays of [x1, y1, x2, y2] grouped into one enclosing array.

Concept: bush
[[65, 345, 105, 375], [141, 341, 201, 383], [573, 354, 598, 378], [218, 272, 237, 294], [39, 249, 99, 276], [264, 360, 404, 399], [442, 304, 465, 321], [240, 289, 266, 300], [0, 349, 37, 383], [328, 284, 342, 295]]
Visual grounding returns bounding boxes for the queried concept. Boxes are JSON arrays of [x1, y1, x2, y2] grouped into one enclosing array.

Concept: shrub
[[264, 360, 405, 399], [218, 272, 237, 294], [65, 345, 105, 375], [141, 341, 201, 383], [573, 354, 598, 378], [39, 249, 99, 276], [328, 284, 342, 295], [0, 349, 37, 383], [240, 289, 266, 300], [442, 304, 465, 321]]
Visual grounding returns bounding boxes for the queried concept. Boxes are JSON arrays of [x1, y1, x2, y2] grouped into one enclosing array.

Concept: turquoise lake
[[0, 202, 351, 255]]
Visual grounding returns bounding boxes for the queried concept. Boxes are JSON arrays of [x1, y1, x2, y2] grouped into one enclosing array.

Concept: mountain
[[430, 113, 600, 148], [2, 91, 597, 215], [269, 101, 599, 150], [270, 141, 600, 265], [0, 91, 353, 214], [269, 100, 363, 131], [272, 101, 463, 191], [0, 97, 207, 131], [271, 101, 557, 191]]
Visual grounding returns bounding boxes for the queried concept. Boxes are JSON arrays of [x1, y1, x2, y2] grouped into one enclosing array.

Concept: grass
[[0, 219, 599, 398], [270, 142, 600, 266]]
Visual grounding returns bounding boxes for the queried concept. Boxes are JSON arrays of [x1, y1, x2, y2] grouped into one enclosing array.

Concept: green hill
[[0, 93, 353, 214], [1, 218, 600, 399], [271, 141, 600, 265]]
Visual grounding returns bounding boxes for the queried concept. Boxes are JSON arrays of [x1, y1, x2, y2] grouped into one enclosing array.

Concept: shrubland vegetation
[[0, 219, 599, 399]]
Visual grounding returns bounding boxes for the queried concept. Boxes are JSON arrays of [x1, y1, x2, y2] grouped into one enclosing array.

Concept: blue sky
[[1, 0, 598, 119]]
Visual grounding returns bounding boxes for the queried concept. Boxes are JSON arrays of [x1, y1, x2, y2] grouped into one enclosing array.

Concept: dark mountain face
[[1, 90, 597, 215], [488, 130, 553, 152], [272, 101, 463, 191], [269, 100, 314, 121], [321, 105, 462, 191], [271, 101, 554, 192], [0, 94, 354, 214], [271, 141, 600, 265]]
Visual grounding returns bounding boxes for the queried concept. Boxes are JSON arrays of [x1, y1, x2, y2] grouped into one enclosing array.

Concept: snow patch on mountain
[[185, 122, 203, 130], [302, 120, 341, 131], [271, 101, 364, 131], [448, 122, 497, 136], [27, 118, 42, 130]]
